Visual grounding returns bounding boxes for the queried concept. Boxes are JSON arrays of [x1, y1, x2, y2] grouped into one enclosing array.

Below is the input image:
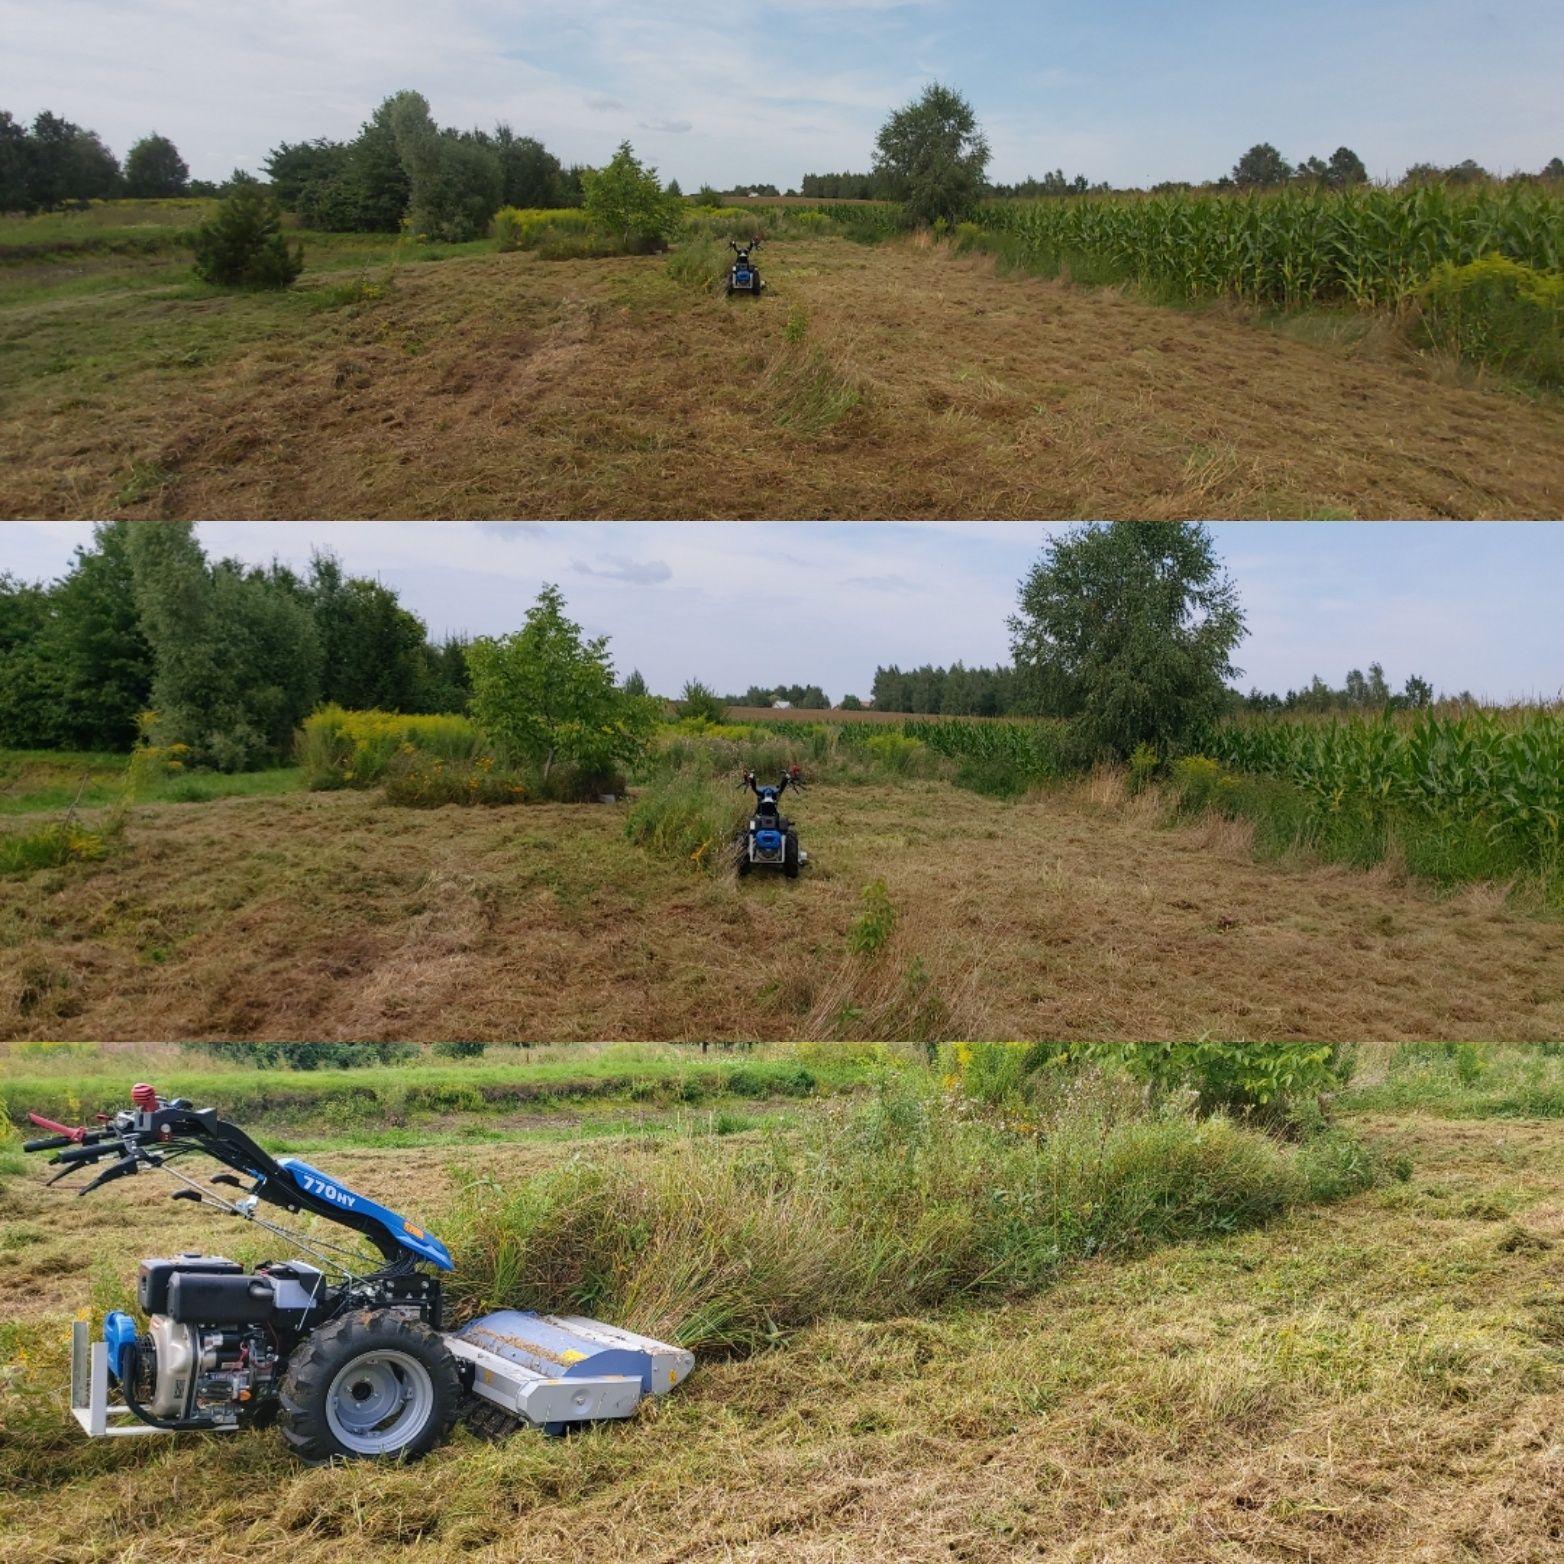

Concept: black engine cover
[[167, 1271, 276, 1325], [138, 1255, 243, 1315]]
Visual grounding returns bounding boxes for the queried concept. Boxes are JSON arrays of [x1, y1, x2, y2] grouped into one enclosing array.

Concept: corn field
[[901, 718, 1067, 775], [1206, 710, 1564, 856], [976, 184, 1564, 308]]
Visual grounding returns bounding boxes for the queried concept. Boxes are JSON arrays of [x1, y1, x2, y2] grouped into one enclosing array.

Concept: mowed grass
[[0, 749, 304, 815], [1, 1085, 1560, 1564], [4, 780, 1564, 1041], [4, 230, 1562, 519]]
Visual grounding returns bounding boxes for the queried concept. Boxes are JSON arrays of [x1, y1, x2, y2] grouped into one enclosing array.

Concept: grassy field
[[4, 763, 1563, 1041], [1, 1046, 1561, 1564], [3, 204, 1562, 518]]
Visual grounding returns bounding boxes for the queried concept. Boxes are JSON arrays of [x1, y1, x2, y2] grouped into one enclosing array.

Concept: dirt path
[[3, 784, 1560, 1040], [2, 237, 1559, 518]]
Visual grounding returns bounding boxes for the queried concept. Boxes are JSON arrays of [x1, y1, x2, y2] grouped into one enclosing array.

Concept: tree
[[128, 523, 320, 770], [45, 522, 154, 749], [466, 585, 656, 787], [1402, 674, 1434, 708], [264, 138, 349, 210], [839, 694, 865, 710], [1326, 146, 1368, 188], [0, 110, 31, 213], [124, 133, 189, 198], [1545, 157, 1564, 180], [22, 111, 120, 209], [873, 83, 990, 226], [388, 92, 503, 242], [679, 680, 726, 723], [1232, 143, 1293, 188], [491, 127, 564, 208], [622, 669, 649, 698], [191, 182, 302, 288], [305, 550, 434, 711], [0, 573, 58, 745], [582, 141, 682, 250], [1008, 522, 1246, 759]]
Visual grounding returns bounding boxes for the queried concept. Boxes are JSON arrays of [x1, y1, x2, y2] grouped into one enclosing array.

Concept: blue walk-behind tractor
[[726, 238, 765, 297], [736, 766, 808, 878], [23, 1086, 693, 1462]]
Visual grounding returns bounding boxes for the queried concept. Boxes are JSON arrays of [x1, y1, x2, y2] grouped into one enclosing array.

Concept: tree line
[[0, 112, 199, 212], [0, 524, 469, 763]]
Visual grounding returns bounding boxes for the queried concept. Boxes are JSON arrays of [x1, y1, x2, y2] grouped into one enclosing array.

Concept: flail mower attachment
[[28, 1087, 694, 1462]]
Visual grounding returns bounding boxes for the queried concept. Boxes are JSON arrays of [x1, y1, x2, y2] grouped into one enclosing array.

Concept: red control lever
[[26, 1112, 87, 1144]]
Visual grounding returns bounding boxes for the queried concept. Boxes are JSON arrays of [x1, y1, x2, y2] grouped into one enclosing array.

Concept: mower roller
[[23, 1087, 693, 1462]]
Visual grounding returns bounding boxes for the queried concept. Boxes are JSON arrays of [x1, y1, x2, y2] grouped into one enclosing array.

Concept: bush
[[1117, 1043, 1357, 1113], [1416, 254, 1564, 388], [191, 184, 303, 289]]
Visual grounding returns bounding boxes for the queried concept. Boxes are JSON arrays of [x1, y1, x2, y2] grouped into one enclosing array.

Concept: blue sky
[[4, 523, 1560, 705], [2, 2, 1559, 189]]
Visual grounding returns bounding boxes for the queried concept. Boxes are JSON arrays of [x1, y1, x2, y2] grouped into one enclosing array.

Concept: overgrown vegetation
[[442, 1069, 1385, 1355]]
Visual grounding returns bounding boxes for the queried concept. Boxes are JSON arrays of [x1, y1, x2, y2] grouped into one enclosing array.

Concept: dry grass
[[1, 1110, 1560, 1563], [3, 782, 1563, 1041], [2, 236, 1561, 518]]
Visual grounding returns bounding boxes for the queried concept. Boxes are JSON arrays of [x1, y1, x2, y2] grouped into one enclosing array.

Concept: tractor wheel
[[278, 1310, 461, 1464], [784, 831, 800, 878]]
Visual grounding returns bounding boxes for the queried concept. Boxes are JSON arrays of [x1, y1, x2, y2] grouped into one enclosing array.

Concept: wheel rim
[[325, 1349, 435, 1456]]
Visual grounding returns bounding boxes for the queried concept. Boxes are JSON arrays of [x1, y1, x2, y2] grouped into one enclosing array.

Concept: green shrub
[[0, 820, 110, 875], [191, 184, 303, 289], [1116, 1043, 1357, 1113], [1416, 254, 1564, 387]]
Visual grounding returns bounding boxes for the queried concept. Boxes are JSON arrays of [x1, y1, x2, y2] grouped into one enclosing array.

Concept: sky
[[3, 2, 1561, 191], [3, 522, 1560, 705]]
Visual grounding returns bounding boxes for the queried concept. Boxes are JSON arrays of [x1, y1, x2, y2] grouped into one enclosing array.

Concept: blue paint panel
[[276, 1158, 455, 1270], [104, 1310, 139, 1381]]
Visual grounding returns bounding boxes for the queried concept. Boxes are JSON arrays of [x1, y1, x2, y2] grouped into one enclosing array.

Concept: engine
[[106, 1254, 330, 1427]]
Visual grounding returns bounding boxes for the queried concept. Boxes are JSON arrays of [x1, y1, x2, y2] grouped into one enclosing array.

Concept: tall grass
[[624, 770, 747, 871], [1345, 1042, 1564, 1119], [441, 1074, 1381, 1354]]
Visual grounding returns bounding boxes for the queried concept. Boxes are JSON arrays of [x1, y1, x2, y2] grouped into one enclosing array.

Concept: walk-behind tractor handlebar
[[24, 1086, 693, 1462]]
